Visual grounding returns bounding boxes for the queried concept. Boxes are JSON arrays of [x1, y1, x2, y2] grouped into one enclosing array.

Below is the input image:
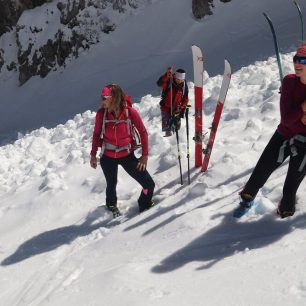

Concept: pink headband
[[100, 86, 111, 97], [296, 45, 306, 57]]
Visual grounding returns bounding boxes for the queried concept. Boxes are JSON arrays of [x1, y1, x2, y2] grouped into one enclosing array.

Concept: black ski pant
[[100, 153, 155, 211], [242, 130, 306, 211]]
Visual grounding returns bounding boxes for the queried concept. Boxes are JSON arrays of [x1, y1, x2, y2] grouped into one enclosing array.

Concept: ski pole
[[175, 126, 183, 185], [168, 66, 173, 116], [185, 105, 191, 184]]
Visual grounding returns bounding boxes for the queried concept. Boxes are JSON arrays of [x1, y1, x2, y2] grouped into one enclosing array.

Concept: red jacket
[[278, 74, 306, 139], [91, 106, 149, 158], [157, 73, 189, 114]]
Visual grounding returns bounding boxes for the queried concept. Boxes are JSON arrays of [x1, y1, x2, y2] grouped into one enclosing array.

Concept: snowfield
[[1, 51, 306, 306]]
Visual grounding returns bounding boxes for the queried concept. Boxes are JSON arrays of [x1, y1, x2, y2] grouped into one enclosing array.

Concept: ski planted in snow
[[293, 0, 304, 41], [201, 59, 232, 172], [263, 12, 284, 83], [191, 45, 204, 168]]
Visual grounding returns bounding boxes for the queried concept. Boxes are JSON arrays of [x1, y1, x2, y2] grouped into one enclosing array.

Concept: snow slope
[[0, 51, 306, 306], [0, 0, 305, 141]]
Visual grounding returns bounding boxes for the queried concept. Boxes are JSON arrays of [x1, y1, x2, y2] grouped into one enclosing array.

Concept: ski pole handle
[[167, 66, 173, 77]]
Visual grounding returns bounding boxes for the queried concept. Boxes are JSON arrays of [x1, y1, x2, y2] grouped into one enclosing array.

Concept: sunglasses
[[293, 55, 306, 64], [101, 96, 111, 101]]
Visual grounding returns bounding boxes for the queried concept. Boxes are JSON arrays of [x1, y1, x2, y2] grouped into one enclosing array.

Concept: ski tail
[[191, 45, 204, 168], [201, 59, 231, 172]]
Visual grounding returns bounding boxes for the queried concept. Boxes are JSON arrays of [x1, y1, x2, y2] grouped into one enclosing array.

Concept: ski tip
[[224, 59, 232, 74], [191, 45, 202, 53], [293, 0, 301, 9], [224, 58, 231, 66], [262, 12, 271, 20]]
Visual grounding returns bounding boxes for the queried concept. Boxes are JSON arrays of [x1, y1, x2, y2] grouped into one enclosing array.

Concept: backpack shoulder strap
[[100, 108, 107, 140], [161, 79, 172, 100]]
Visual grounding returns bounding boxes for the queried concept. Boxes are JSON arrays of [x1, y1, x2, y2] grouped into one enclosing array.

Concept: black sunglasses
[[101, 96, 111, 101], [293, 55, 306, 64]]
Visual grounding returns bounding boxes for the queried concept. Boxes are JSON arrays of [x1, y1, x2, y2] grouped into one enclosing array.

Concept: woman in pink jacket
[[90, 84, 155, 216]]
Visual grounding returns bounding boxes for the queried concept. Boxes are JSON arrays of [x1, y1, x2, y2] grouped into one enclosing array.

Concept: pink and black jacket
[[91, 105, 148, 159]]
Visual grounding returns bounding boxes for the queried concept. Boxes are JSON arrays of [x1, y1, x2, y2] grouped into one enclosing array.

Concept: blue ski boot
[[233, 195, 255, 218]]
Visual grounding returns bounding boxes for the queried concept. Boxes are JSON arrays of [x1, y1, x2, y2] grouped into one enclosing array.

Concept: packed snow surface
[[0, 51, 306, 306]]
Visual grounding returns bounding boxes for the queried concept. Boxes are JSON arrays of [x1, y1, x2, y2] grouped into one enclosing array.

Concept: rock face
[[0, 0, 146, 85], [0, 0, 232, 85], [192, 0, 231, 19], [0, 0, 50, 35]]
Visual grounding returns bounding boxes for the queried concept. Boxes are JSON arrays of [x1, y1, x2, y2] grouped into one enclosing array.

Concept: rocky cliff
[[0, 0, 232, 85]]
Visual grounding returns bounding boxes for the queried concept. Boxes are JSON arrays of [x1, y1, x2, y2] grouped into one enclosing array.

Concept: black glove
[[179, 109, 185, 118], [169, 114, 181, 130]]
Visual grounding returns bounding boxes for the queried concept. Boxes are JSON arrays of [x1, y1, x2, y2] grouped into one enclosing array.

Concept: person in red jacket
[[233, 44, 306, 219], [90, 84, 155, 215], [157, 67, 189, 137]]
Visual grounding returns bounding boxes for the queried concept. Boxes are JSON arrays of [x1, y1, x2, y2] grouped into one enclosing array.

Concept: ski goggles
[[293, 55, 306, 64], [101, 96, 111, 101]]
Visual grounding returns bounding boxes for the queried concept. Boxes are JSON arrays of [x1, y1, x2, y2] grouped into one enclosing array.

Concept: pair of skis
[[192, 0, 304, 173], [192, 45, 232, 173]]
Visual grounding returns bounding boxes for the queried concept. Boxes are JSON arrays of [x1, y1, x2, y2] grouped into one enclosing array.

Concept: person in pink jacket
[[90, 84, 155, 215]]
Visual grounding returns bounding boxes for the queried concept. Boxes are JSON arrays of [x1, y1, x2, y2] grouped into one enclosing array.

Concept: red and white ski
[[201, 59, 232, 172], [191, 45, 204, 168]]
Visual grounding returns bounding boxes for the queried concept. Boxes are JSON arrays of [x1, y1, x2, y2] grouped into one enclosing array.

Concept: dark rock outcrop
[[1, 0, 139, 85], [0, 0, 51, 36], [1, 0, 232, 85], [0, 49, 4, 70], [192, 0, 232, 19]]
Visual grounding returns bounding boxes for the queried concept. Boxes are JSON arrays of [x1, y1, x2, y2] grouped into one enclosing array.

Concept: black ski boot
[[139, 201, 156, 213], [106, 205, 121, 218], [277, 201, 295, 219]]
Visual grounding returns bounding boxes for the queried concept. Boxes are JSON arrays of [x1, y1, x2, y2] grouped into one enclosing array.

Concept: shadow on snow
[[1, 207, 110, 266], [152, 212, 306, 273]]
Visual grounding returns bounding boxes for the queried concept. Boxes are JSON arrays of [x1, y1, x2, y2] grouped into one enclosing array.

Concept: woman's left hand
[[137, 155, 148, 171]]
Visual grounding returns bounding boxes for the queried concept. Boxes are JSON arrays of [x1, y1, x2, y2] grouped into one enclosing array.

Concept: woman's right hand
[[90, 156, 97, 169]]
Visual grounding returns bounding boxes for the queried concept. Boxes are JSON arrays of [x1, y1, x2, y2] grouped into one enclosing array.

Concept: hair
[[105, 84, 126, 111], [176, 68, 185, 73]]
